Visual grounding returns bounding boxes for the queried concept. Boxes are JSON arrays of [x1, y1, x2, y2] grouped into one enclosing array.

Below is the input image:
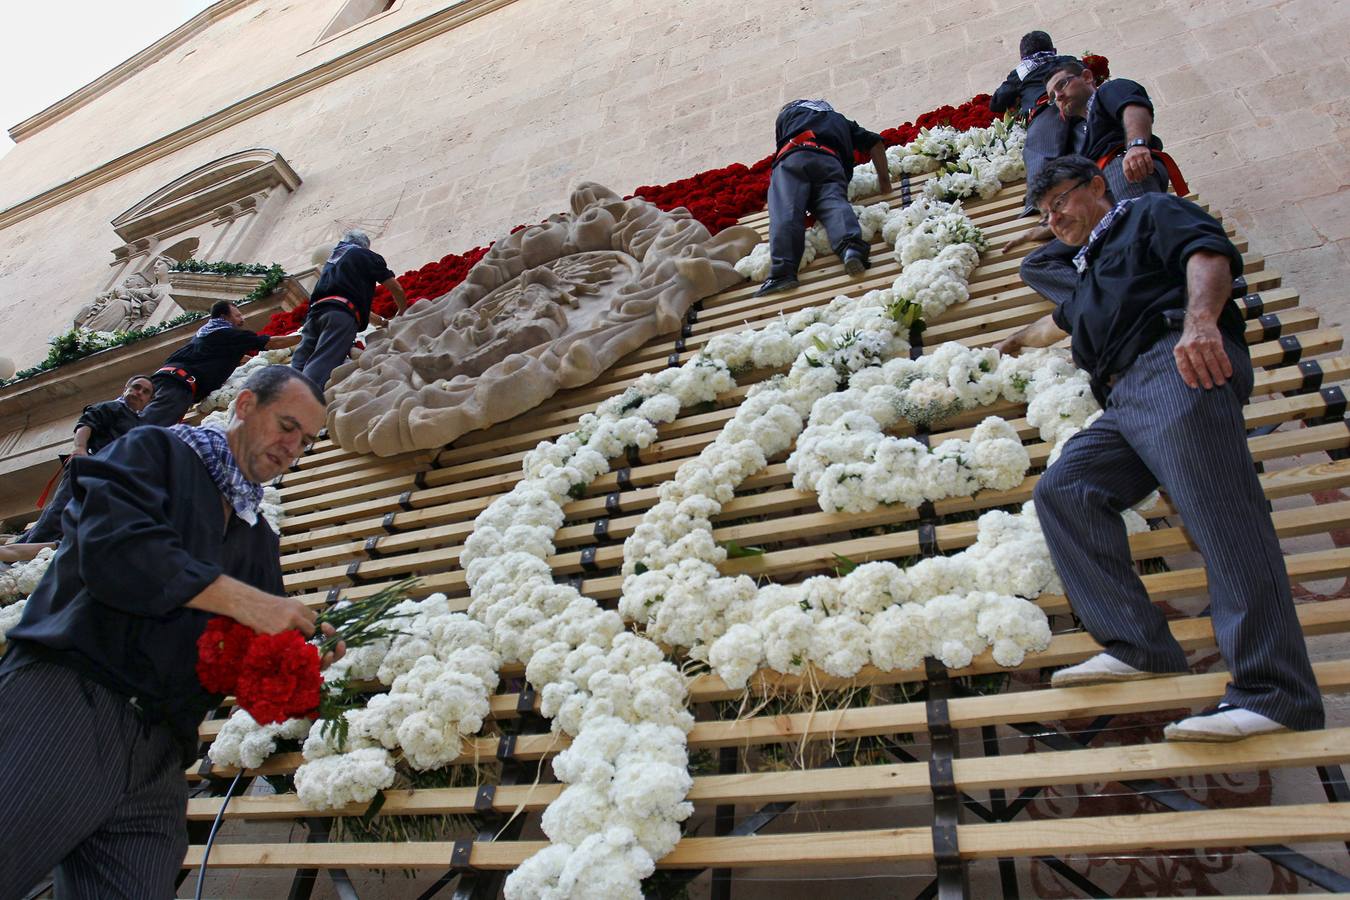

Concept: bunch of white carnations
[[922, 119, 1027, 202], [0, 547, 58, 645], [0, 546, 55, 600], [787, 343, 1102, 515]]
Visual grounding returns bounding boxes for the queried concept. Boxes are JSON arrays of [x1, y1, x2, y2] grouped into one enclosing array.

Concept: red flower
[[1082, 54, 1110, 83], [234, 629, 322, 724], [196, 616, 256, 695]]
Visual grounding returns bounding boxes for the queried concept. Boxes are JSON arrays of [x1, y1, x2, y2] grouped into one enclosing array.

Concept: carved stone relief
[[325, 183, 760, 456], [74, 258, 175, 333]]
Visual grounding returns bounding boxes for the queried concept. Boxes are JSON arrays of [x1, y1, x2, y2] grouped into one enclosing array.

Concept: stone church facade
[[0, 0, 1346, 371]]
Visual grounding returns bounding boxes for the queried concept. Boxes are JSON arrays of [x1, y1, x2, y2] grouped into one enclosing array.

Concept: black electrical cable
[[194, 769, 245, 900]]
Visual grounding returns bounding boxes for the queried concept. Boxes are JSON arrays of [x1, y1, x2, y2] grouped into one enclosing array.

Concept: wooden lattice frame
[[178, 171, 1350, 897]]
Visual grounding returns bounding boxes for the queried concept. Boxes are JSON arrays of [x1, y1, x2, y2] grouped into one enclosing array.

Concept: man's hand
[[368, 312, 389, 328], [1122, 145, 1155, 183], [232, 590, 318, 636], [70, 446, 89, 458], [317, 622, 347, 669], [1000, 223, 1052, 254], [188, 575, 318, 636], [1174, 317, 1233, 389], [994, 335, 1025, 357]]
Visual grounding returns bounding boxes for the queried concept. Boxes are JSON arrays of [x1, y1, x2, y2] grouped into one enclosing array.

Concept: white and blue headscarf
[[168, 424, 264, 525]]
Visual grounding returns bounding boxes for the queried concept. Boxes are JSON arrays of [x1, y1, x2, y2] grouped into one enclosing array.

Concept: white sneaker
[[1050, 652, 1163, 688], [1164, 704, 1289, 743]]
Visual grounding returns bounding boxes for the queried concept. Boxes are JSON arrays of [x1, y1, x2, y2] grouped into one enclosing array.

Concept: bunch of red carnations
[[195, 580, 413, 724]]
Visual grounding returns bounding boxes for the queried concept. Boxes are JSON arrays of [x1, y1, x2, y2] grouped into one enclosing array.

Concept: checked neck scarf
[[168, 424, 263, 525], [196, 317, 236, 338], [1073, 196, 1139, 273]]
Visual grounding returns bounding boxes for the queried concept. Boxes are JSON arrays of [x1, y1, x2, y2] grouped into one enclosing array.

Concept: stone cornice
[[7, 0, 258, 143], [0, 0, 521, 232]]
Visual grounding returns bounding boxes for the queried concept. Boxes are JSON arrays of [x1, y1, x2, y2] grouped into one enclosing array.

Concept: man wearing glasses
[[996, 156, 1324, 742], [1018, 58, 1180, 308], [0, 366, 342, 897]]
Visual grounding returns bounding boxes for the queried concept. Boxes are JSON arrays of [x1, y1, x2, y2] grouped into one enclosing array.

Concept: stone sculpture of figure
[[75, 260, 175, 333], [325, 183, 761, 456]]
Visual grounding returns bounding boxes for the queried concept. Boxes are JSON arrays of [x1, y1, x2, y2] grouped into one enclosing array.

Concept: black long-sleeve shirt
[[74, 398, 140, 455], [308, 246, 396, 329], [773, 105, 881, 182], [1051, 193, 1245, 401], [989, 54, 1078, 115], [1070, 78, 1163, 160], [8, 426, 284, 762]]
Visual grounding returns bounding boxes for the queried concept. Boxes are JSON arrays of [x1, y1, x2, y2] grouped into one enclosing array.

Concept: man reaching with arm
[[292, 229, 407, 391], [140, 300, 302, 427], [755, 99, 892, 297], [999, 156, 1323, 742], [22, 374, 155, 544]]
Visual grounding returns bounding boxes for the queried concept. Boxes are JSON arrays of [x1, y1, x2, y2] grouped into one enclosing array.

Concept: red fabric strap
[[1096, 145, 1190, 198], [776, 130, 839, 161], [313, 295, 360, 318], [155, 365, 198, 397]]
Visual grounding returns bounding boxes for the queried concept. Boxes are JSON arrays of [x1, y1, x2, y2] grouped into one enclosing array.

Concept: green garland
[[3, 263, 287, 386]]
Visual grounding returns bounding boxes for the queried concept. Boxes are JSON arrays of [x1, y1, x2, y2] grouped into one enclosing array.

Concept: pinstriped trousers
[[1033, 330, 1325, 731], [0, 658, 188, 900]]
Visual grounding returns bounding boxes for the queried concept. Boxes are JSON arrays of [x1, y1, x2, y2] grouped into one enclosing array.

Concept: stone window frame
[[308, 0, 406, 51], [105, 148, 301, 296]]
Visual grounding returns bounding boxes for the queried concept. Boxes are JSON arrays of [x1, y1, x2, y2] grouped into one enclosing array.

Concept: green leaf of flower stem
[[720, 539, 765, 558], [832, 553, 859, 576], [3, 263, 288, 385]]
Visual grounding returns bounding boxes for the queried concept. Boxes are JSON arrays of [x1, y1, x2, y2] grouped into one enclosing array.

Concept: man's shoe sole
[[843, 257, 867, 277], [1163, 723, 1288, 743], [1049, 669, 1165, 689]]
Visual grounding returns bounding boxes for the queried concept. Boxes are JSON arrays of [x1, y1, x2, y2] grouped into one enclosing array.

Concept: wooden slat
[[182, 802, 1350, 870]]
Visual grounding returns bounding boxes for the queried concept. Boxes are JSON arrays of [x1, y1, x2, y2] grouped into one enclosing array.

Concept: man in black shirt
[[140, 300, 301, 427], [988, 30, 1076, 216], [1017, 59, 1182, 306], [292, 229, 406, 390], [757, 100, 892, 297], [0, 365, 340, 897], [22, 374, 155, 543], [998, 157, 1323, 741]]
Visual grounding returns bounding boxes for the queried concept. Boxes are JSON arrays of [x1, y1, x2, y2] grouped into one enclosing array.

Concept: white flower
[[294, 747, 396, 810]]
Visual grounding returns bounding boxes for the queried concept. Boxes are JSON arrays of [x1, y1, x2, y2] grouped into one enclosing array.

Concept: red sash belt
[[155, 365, 198, 397], [1097, 144, 1189, 198], [35, 461, 66, 509], [776, 130, 839, 161], [313, 295, 360, 319]]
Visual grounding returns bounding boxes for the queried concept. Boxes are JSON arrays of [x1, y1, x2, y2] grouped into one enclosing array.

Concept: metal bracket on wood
[[1258, 312, 1282, 342], [1277, 334, 1302, 366], [924, 658, 968, 899]]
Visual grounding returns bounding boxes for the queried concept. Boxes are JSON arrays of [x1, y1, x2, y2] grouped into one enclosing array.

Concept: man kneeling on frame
[[997, 155, 1324, 741]]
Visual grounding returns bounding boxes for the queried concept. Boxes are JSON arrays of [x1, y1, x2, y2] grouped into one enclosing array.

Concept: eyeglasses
[[1044, 180, 1088, 215]]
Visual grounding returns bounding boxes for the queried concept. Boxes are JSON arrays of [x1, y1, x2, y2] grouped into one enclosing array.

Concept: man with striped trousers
[[0, 366, 337, 898], [997, 155, 1324, 741]]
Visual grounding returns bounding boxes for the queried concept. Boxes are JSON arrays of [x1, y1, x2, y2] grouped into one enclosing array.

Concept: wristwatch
[[1126, 137, 1149, 150]]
